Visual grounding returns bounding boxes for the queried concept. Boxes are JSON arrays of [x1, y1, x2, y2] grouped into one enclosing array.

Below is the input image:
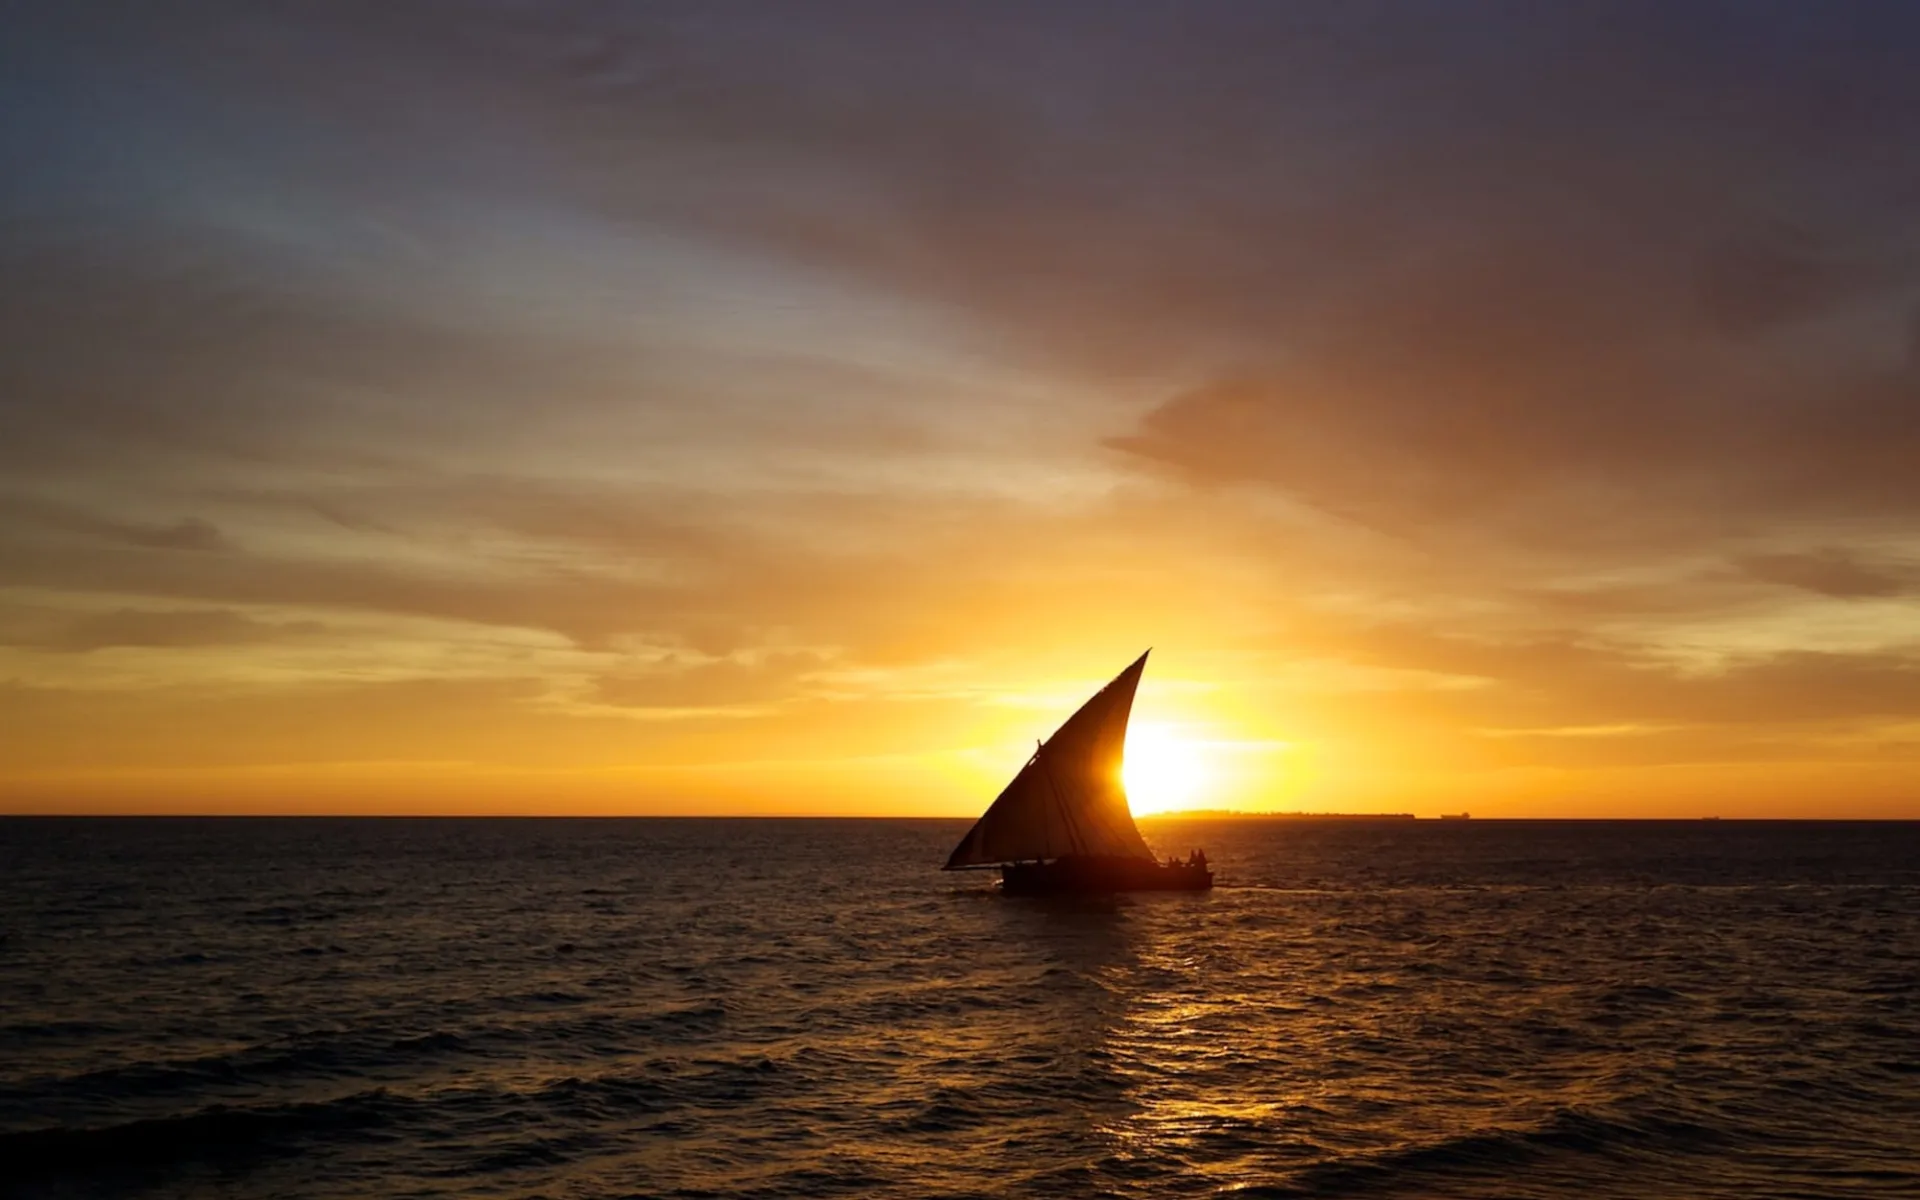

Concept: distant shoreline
[[3, 812, 1916, 821], [1140, 810, 1419, 820]]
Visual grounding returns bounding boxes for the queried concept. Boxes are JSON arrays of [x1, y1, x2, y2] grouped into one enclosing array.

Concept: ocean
[[2, 817, 1916, 1199]]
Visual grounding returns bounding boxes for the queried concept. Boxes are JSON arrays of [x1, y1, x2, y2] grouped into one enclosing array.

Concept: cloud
[[0, 529, 672, 650], [8, 4, 1920, 809], [1291, 617, 1920, 732], [14, 4, 1920, 551], [589, 651, 827, 712], [31, 607, 323, 652], [520, 3, 1920, 551], [0, 495, 233, 553], [1695, 221, 1906, 338], [1735, 549, 1920, 599]]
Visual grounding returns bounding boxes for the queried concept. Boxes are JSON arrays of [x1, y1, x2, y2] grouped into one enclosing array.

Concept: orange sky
[[4, 6, 1920, 818]]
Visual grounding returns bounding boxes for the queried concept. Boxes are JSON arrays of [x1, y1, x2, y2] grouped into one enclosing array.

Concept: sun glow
[[1122, 721, 1214, 815]]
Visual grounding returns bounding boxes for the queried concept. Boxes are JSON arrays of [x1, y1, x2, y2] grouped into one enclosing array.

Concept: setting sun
[[1121, 721, 1214, 815]]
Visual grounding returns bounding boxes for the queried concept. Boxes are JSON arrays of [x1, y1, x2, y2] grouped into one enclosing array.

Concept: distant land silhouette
[[1142, 810, 1418, 820]]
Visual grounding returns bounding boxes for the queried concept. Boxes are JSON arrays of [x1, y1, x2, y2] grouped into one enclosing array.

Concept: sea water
[[2, 817, 1916, 1198]]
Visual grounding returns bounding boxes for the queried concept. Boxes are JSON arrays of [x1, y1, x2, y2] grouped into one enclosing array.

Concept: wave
[[0, 1088, 409, 1177], [4, 1068, 696, 1180], [7, 1000, 740, 1114], [2, 1028, 487, 1108], [0, 1018, 121, 1044], [1232, 1105, 1742, 1197], [465, 1133, 598, 1173]]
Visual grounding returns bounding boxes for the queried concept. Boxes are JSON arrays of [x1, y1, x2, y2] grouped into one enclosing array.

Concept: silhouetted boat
[[944, 650, 1212, 894]]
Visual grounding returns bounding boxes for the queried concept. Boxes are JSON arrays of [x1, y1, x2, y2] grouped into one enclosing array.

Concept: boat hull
[[1000, 855, 1212, 895]]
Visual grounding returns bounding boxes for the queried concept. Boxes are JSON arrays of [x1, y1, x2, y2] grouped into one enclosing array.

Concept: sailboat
[[944, 650, 1213, 894]]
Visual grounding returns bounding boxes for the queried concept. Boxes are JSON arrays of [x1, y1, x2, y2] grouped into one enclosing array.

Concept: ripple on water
[[1, 817, 1917, 1199]]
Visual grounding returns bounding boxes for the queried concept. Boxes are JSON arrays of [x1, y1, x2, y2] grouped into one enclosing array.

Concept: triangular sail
[[944, 651, 1157, 868]]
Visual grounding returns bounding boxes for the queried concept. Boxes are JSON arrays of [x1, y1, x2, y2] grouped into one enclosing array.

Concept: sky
[[5, 2, 1920, 817]]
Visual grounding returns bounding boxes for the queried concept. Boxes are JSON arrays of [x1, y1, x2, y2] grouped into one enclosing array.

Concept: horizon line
[[1, 812, 1915, 822]]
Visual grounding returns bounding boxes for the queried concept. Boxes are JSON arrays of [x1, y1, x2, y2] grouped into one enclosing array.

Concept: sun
[[1121, 721, 1213, 815]]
